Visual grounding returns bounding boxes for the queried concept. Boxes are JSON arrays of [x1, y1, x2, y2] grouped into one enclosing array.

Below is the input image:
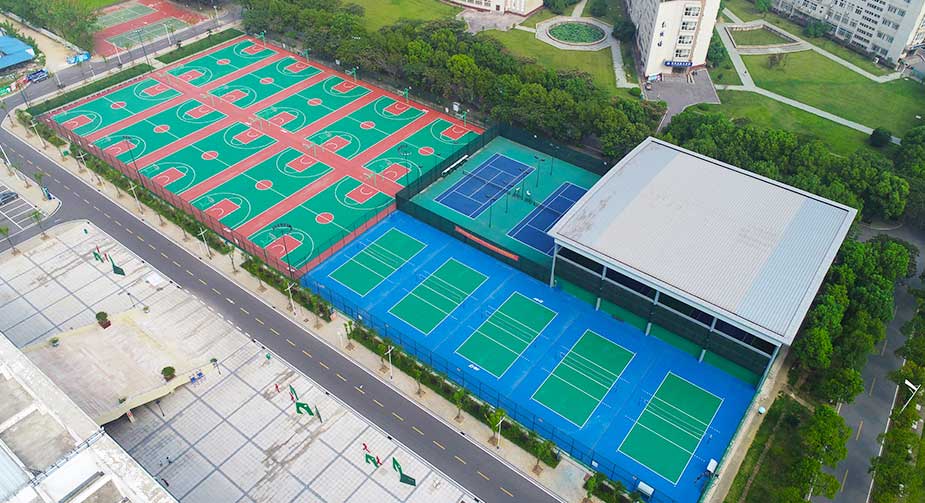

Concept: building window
[[681, 20, 697, 30], [677, 35, 693, 45], [674, 48, 691, 58], [683, 5, 701, 16]]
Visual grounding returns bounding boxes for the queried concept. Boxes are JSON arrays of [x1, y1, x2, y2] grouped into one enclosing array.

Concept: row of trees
[[0, 0, 97, 50], [240, 0, 662, 159], [893, 126, 925, 234], [869, 286, 925, 501], [791, 236, 912, 404]]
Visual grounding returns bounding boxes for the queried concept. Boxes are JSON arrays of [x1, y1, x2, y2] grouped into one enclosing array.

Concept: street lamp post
[[197, 227, 212, 258], [385, 345, 395, 380], [900, 379, 922, 414], [136, 29, 151, 66]]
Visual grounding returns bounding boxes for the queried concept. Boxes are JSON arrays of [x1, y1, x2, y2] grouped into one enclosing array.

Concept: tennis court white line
[[492, 307, 543, 336], [530, 330, 635, 429], [546, 372, 604, 401], [641, 407, 704, 441], [388, 258, 487, 335], [473, 329, 523, 357], [482, 316, 533, 346], [569, 350, 622, 380], [558, 358, 615, 390], [647, 395, 711, 430]]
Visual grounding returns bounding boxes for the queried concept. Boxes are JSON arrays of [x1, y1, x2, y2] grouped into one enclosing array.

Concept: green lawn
[[703, 90, 878, 156], [724, 395, 811, 503], [620, 41, 638, 86], [522, 8, 557, 28], [710, 30, 743, 86], [742, 51, 925, 135], [484, 29, 617, 95], [730, 27, 792, 46], [349, 0, 461, 31], [79, 0, 119, 10], [723, 0, 891, 75]]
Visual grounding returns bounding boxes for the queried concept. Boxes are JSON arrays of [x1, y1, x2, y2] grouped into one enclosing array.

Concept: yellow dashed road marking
[[318, 361, 329, 370], [433, 440, 445, 450], [286, 338, 295, 347], [392, 412, 404, 422], [454, 455, 466, 464], [412, 426, 424, 436], [373, 399, 384, 408], [500, 487, 513, 497], [477, 470, 488, 480], [302, 350, 312, 358]]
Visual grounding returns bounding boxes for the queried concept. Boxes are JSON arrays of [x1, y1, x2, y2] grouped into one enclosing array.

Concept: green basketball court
[[328, 229, 426, 296], [138, 122, 276, 194], [532, 330, 634, 427], [389, 259, 487, 334], [167, 40, 275, 87], [618, 373, 723, 484], [247, 176, 394, 269], [456, 292, 557, 378], [308, 96, 424, 160], [364, 118, 480, 188], [52, 79, 181, 136], [190, 147, 333, 228], [209, 57, 321, 108], [254, 76, 371, 133], [94, 100, 225, 162]]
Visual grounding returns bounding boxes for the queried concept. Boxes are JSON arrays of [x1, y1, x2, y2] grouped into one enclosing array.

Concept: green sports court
[[328, 228, 426, 296], [618, 373, 723, 484], [46, 34, 483, 274], [388, 259, 487, 334], [531, 330, 634, 427], [455, 292, 557, 377]]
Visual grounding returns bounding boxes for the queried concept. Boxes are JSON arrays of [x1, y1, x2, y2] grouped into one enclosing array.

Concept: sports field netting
[[307, 96, 425, 160], [190, 148, 333, 228], [42, 34, 482, 275], [365, 118, 480, 188], [328, 228, 426, 296], [508, 182, 587, 255], [96, 3, 155, 30], [389, 259, 487, 334], [456, 292, 557, 378], [166, 40, 275, 87], [138, 122, 276, 194], [618, 373, 723, 484], [254, 76, 371, 133], [209, 57, 321, 109], [107, 18, 189, 49], [532, 330, 634, 427], [52, 79, 181, 136], [93, 100, 225, 162]]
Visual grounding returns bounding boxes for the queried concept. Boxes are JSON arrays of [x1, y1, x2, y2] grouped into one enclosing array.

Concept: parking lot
[[0, 180, 41, 235]]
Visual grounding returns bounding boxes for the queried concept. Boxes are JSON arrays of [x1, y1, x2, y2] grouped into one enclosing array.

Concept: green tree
[[707, 31, 728, 66], [815, 367, 865, 403], [585, 472, 600, 502], [30, 210, 45, 238], [870, 127, 893, 147], [793, 327, 833, 370], [376, 342, 387, 371], [452, 388, 466, 421], [485, 407, 506, 445], [409, 366, 423, 396], [755, 0, 772, 12], [532, 438, 554, 473]]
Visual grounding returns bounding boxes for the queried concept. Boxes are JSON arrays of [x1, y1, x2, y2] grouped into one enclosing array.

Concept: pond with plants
[[548, 22, 606, 43]]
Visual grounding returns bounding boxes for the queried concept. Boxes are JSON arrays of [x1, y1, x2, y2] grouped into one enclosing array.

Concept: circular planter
[[548, 21, 606, 45]]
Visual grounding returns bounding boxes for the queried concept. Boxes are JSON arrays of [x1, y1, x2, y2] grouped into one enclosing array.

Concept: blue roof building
[[0, 34, 35, 72]]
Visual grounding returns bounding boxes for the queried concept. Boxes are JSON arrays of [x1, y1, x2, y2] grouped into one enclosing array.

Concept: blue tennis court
[[508, 182, 587, 255], [434, 153, 534, 218]]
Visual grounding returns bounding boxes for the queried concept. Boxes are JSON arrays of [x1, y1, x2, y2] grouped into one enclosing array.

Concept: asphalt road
[[0, 17, 561, 503], [814, 223, 925, 503]]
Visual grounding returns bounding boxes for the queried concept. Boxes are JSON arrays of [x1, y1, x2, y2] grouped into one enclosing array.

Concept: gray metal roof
[[549, 137, 856, 345], [0, 442, 27, 501]]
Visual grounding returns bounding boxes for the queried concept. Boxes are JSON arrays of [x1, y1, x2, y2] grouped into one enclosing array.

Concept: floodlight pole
[[900, 380, 922, 414], [135, 29, 151, 66]]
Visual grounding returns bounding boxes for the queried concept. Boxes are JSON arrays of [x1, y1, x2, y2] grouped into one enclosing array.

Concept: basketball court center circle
[[202, 150, 218, 160], [360, 121, 375, 130], [111, 101, 127, 109], [260, 77, 274, 85], [217, 58, 231, 65], [153, 124, 170, 134], [418, 146, 435, 156], [308, 98, 322, 106], [255, 180, 273, 190], [315, 212, 334, 224]]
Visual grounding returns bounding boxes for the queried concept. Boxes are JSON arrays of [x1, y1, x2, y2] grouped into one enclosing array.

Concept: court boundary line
[[616, 372, 724, 485], [434, 153, 536, 220], [454, 291, 557, 379], [530, 329, 636, 429], [388, 257, 487, 335], [327, 228, 427, 297], [507, 181, 586, 255]]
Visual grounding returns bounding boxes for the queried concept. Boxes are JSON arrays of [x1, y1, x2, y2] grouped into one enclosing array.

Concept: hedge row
[[343, 318, 561, 468], [240, 258, 333, 321], [27, 64, 154, 116], [69, 142, 232, 255], [155, 28, 244, 64]]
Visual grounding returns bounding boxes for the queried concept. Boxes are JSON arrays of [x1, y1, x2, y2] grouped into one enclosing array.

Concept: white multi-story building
[[772, 0, 925, 64], [627, 0, 721, 78], [448, 0, 543, 15]]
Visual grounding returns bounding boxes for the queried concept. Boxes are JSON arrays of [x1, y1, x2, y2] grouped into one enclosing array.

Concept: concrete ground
[[0, 221, 476, 503], [457, 9, 525, 33], [645, 71, 720, 129]]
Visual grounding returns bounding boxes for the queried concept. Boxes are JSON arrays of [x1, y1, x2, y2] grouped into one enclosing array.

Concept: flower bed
[[549, 22, 606, 44]]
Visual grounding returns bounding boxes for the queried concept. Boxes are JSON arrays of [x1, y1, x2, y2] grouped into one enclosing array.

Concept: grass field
[[730, 27, 792, 46], [80, 0, 119, 10], [522, 8, 557, 28], [484, 29, 617, 95], [710, 30, 742, 86], [724, 395, 810, 503], [349, 0, 461, 31], [742, 51, 925, 135], [704, 90, 878, 156], [723, 0, 891, 75]]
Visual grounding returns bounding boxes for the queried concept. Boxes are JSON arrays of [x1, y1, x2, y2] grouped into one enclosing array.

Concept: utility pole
[[197, 228, 212, 258]]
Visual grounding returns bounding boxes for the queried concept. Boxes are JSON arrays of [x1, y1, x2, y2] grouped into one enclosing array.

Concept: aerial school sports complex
[[42, 35, 856, 502]]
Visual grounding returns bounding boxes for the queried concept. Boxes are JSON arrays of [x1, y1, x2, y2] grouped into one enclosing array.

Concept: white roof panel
[[549, 138, 856, 345]]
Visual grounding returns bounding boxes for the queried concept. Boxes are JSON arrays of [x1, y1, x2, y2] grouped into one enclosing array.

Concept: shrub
[[161, 366, 176, 381], [27, 64, 153, 116], [870, 127, 892, 147], [156, 28, 244, 64], [95, 311, 108, 322], [804, 20, 832, 38], [588, 0, 607, 17], [612, 20, 636, 42], [628, 87, 641, 97], [241, 258, 333, 320]]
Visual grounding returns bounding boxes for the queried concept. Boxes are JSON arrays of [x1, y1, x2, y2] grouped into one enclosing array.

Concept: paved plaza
[[0, 222, 475, 503]]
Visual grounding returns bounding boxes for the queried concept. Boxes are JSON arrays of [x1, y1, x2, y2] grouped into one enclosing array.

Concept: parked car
[[0, 191, 19, 205]]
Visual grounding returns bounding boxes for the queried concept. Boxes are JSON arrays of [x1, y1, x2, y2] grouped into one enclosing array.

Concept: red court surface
[[42, 34, 482, 276]]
